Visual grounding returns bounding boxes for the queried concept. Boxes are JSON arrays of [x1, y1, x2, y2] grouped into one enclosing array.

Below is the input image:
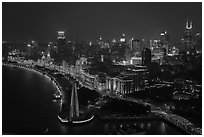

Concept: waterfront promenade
[[71, 71, 201, 135], [2, 61, 201, 135]]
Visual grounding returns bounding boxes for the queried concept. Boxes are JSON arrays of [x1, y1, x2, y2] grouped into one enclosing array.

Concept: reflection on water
[[3, 65, 187, 135], [147, 122, 151, 130], [140, 123, 144, 129]]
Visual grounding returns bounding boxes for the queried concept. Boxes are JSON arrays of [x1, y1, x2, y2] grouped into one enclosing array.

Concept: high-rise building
[[57, 31, 66, 48], [120, 34, 126, 43], [128, 38, 133, 50], [47, 42, 53, 53], [150, 39, 165, 64], [141, 39, 149, 49], [56, 31, 67, 62], [142, 48, 151, 66], [185, 19, 193, 36], [57, 31, 65, 40], [193, 33, 202, 51], [182, 19, 193, 52], [97, 37, 109, 48], [160, 31, 169, 53], [27, 43, 32, 57], [97, 36, 104, 48], [132, 39, 142, 57]]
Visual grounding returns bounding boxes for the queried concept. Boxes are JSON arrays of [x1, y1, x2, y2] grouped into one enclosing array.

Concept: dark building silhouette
[[193, 33, 202, 51], [142, 48, 151, 66]]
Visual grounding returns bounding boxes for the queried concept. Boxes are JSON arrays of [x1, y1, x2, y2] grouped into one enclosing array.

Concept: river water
[[2, 65, 187, 135]]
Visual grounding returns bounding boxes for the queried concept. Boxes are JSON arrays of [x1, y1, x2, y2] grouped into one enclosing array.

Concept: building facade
[[106, 67, 149, 94]]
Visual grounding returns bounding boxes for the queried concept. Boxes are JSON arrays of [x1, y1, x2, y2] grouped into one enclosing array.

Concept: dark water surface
[[2, 65, 187, 135]]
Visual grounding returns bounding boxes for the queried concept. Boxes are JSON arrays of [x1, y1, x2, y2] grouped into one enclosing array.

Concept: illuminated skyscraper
[[97, 36, 104, 48], [57, 31, 66, 47], [160, 31, 169, 54], [27, 43, 31, 57], [120, 34, 126, 43], [182, 19, 193, 51], [150, 39, 165, 64], [129, 38, 134, 50], [193, 33, 202, 51], [56, 31, 67, 62], [57, 31, 65, 40], [185, 19, 193, 36], [132, 39, 142, 56], [141, 39, 149, 49], [47, 42, 53, 53]]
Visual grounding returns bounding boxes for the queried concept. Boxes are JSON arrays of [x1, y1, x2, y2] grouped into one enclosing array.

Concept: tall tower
[[132, 39, 142, 57], [56, 31, 67, 62], [142, 48, 151, 66], [160, 31, 169, 54], [57, 31, 65, 40], [97, 36, 104, 48], [69, 82, 79, 121], [183, 19, 193, 51], [57, 31, 66, 47], [185, 19, 193, 36], [120, 34, 126, 43]]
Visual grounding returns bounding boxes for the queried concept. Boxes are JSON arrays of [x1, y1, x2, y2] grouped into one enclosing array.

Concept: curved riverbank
[[2, 63, 62, 134], [3, 62, 96, 125], [2, 61, 194, 135], [2, 62, 62, 96]]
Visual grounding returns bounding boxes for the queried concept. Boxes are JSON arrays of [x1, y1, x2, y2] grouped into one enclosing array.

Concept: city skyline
[[3, 2, 202, 44], [2, 2, 202, 135]]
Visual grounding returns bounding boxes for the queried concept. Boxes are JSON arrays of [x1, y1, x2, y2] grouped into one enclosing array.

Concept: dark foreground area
[[2, 65, 188, 135]]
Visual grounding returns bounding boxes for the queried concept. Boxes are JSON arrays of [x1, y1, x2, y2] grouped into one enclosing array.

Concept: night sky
[[2, 2, 202, 45]]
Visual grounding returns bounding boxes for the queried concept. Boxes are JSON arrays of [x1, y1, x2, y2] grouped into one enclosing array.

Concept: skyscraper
[[57, 31, 65, 40], [141, 39, 149, 49], [132, 39, 142, 57], [97, 36, 104, 48], [160, 31, 169, 54], [56, 31, 68, 62], [120, 34, 126, 43], [142, 48, 151, 66], [57, 31, 66, 47], [182, 19, 193, 52], [193, 33, 202, 51]]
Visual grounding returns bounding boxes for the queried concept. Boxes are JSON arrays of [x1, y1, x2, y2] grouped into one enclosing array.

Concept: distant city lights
[[57, 31, 65, 39]]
